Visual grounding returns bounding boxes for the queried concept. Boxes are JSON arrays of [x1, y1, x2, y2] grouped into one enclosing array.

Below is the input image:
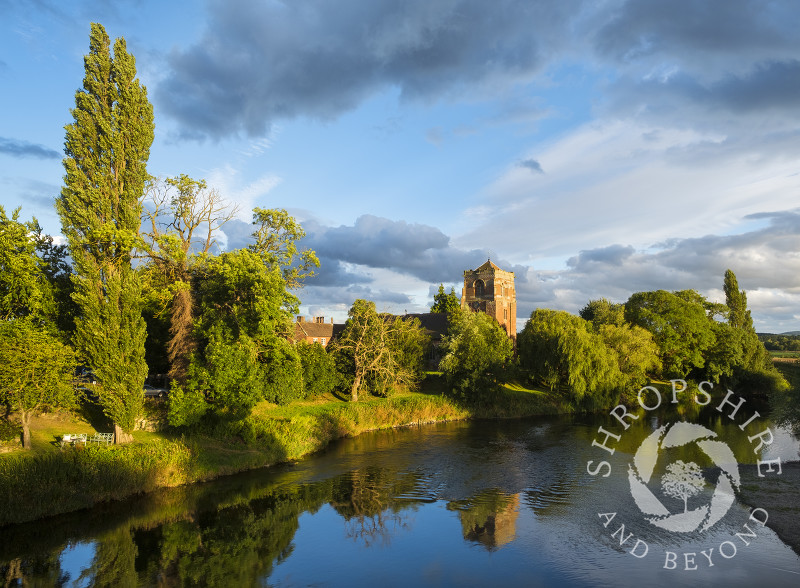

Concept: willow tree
[[56, 23, 154, 443]]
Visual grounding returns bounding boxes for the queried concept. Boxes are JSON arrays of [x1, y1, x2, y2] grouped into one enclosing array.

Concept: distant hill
[[757, 332, 800, 337]]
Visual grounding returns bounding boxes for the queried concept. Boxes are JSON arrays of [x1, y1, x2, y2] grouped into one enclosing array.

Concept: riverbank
[[0, 376, 565, 526]]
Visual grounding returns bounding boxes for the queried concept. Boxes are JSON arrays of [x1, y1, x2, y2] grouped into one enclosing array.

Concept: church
[[294, 259, 517, 346], [461, 260, 517, 340]]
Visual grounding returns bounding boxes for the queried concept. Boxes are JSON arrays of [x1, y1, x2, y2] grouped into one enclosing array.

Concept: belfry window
[[474, 280, 485, 296]]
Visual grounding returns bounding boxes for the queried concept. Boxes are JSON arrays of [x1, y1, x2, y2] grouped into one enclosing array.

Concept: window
[[313, 338, 318, 343], [321, 338, 326, 345], [475, 280, 485, 296]]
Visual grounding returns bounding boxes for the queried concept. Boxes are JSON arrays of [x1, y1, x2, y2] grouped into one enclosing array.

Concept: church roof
[[470, 259, 504, 273], [402, 312, 449, 342]]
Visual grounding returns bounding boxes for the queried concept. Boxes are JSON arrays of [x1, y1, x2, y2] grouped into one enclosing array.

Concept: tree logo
[[628, 422, 740, 533]]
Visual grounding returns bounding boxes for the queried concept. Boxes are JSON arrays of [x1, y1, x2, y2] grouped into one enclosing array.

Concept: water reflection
[[1, 404, 798, 587], [448, 489, 520, 549]]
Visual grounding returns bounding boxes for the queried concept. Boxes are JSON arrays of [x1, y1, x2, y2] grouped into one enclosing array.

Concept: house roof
[[295, 321, 334, 339]]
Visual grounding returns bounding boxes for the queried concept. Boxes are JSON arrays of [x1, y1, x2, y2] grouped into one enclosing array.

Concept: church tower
[[461, 260, 517, 339]]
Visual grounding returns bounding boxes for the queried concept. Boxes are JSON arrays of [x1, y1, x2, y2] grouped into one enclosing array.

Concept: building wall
[[461, 261, 517, 339]]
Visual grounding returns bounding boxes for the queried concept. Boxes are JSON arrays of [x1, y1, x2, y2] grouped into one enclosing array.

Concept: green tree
[[724, 269, 750, 329], [170, 249, 301, 424], [194, 249, 295, 341], [188, 327, 265, 420], [249, 208, 320, 289], [439, 308, 514, 401], [331, 300, 427, 401], [0, 207, 56, 323], [297, 341, 337, 398], [722, 269, 783, 390], [55, 23, 154, 442], [517, 309, 621, 409], [597, 323, 661, 393], [624, 290, 716, 379], [579, 298, 625, 328], [703, 321, 744, 383], [430, 284, 460, 315], [141, 174, 238, 383], [0, 320, 77, 448]]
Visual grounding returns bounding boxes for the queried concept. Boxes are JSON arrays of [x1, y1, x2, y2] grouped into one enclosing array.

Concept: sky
[[1, 0, 799, 332]]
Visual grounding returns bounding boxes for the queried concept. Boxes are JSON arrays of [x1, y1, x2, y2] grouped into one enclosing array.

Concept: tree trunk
[[350, 373, 362, 402], [167, 287, 195, 385], [114, 422, 134, 444], [21, 412, 31, 450]]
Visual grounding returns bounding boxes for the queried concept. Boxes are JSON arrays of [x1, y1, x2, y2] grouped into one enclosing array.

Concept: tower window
[[475, 280, 485, 296]]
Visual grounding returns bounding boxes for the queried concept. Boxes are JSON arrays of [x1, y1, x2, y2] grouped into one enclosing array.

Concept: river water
[[1, 393, 799, 587]]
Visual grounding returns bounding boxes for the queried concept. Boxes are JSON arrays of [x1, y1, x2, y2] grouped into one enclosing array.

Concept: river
[[1, 393, 799, 587]]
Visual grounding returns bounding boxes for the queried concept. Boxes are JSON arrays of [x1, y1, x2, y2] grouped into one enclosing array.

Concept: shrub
[[297, 341, 337, 398]]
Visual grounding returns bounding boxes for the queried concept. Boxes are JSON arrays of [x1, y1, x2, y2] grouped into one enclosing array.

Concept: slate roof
[[402, 312, 449, 342]]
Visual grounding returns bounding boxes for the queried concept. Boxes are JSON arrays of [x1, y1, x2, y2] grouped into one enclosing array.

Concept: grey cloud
[[302, 214, 529, 285], [0, 137, 60, 160], [219, 219, 253, 252], [157, 0, 582, 139], [594, 0, 799, 68], [606, 60, 800, 122], [518, 158, 544, 174], [153, 0, 800, 141], [567, 244, 634, 269]]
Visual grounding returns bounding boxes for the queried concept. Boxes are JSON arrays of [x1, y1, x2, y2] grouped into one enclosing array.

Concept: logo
[[628, 421, 739, 533], [585, 380, 783, 571]]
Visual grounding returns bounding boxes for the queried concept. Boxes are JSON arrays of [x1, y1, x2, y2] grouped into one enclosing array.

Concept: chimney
[[296, 316, 305, 323]]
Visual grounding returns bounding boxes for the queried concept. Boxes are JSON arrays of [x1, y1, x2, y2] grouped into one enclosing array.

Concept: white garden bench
[[89, 432, 114, 445], [60, 433, 87, 448]]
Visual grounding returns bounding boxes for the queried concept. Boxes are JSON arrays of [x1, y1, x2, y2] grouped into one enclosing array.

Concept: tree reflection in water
[[329, 467, 418, 547], [2, 413, 798, 586]]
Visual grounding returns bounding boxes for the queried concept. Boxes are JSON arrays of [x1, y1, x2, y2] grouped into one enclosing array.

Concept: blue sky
[[2, 0, 799, 332]]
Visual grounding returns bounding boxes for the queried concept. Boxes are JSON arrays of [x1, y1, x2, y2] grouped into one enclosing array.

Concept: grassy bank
[[0, 376, 563, 526]]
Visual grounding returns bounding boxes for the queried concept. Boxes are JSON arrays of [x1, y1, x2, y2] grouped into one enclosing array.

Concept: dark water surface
[[2, 399, 799, 587]]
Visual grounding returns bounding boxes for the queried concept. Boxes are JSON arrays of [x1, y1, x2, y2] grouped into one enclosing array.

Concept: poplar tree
[[56, 23, 154, 443]]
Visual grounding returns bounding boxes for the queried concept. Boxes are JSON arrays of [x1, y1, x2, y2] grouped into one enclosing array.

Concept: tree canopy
[[624, 290, 716, 379], [517, 309, 622, 409], [56, 23, 154, 441], [0, 320, 77, 448], [439, 308, 514, 402], [430, 284, 460, 315], [331, 300, 428, 401]]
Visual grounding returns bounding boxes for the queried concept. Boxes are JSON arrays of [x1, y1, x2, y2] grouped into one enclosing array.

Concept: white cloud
[[205, 166, 282, 220], [457, 119, 800, 260]]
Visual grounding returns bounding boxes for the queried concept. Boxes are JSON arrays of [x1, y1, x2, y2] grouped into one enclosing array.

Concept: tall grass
[[0, 439, 193, 525]]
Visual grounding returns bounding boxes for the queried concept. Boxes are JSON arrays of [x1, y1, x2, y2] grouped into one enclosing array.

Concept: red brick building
[[294, 316, 334, 346], [461, 260, 517, 340]]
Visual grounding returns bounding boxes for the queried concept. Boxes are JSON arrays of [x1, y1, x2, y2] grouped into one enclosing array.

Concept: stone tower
[[461, 260, 517, 339]]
